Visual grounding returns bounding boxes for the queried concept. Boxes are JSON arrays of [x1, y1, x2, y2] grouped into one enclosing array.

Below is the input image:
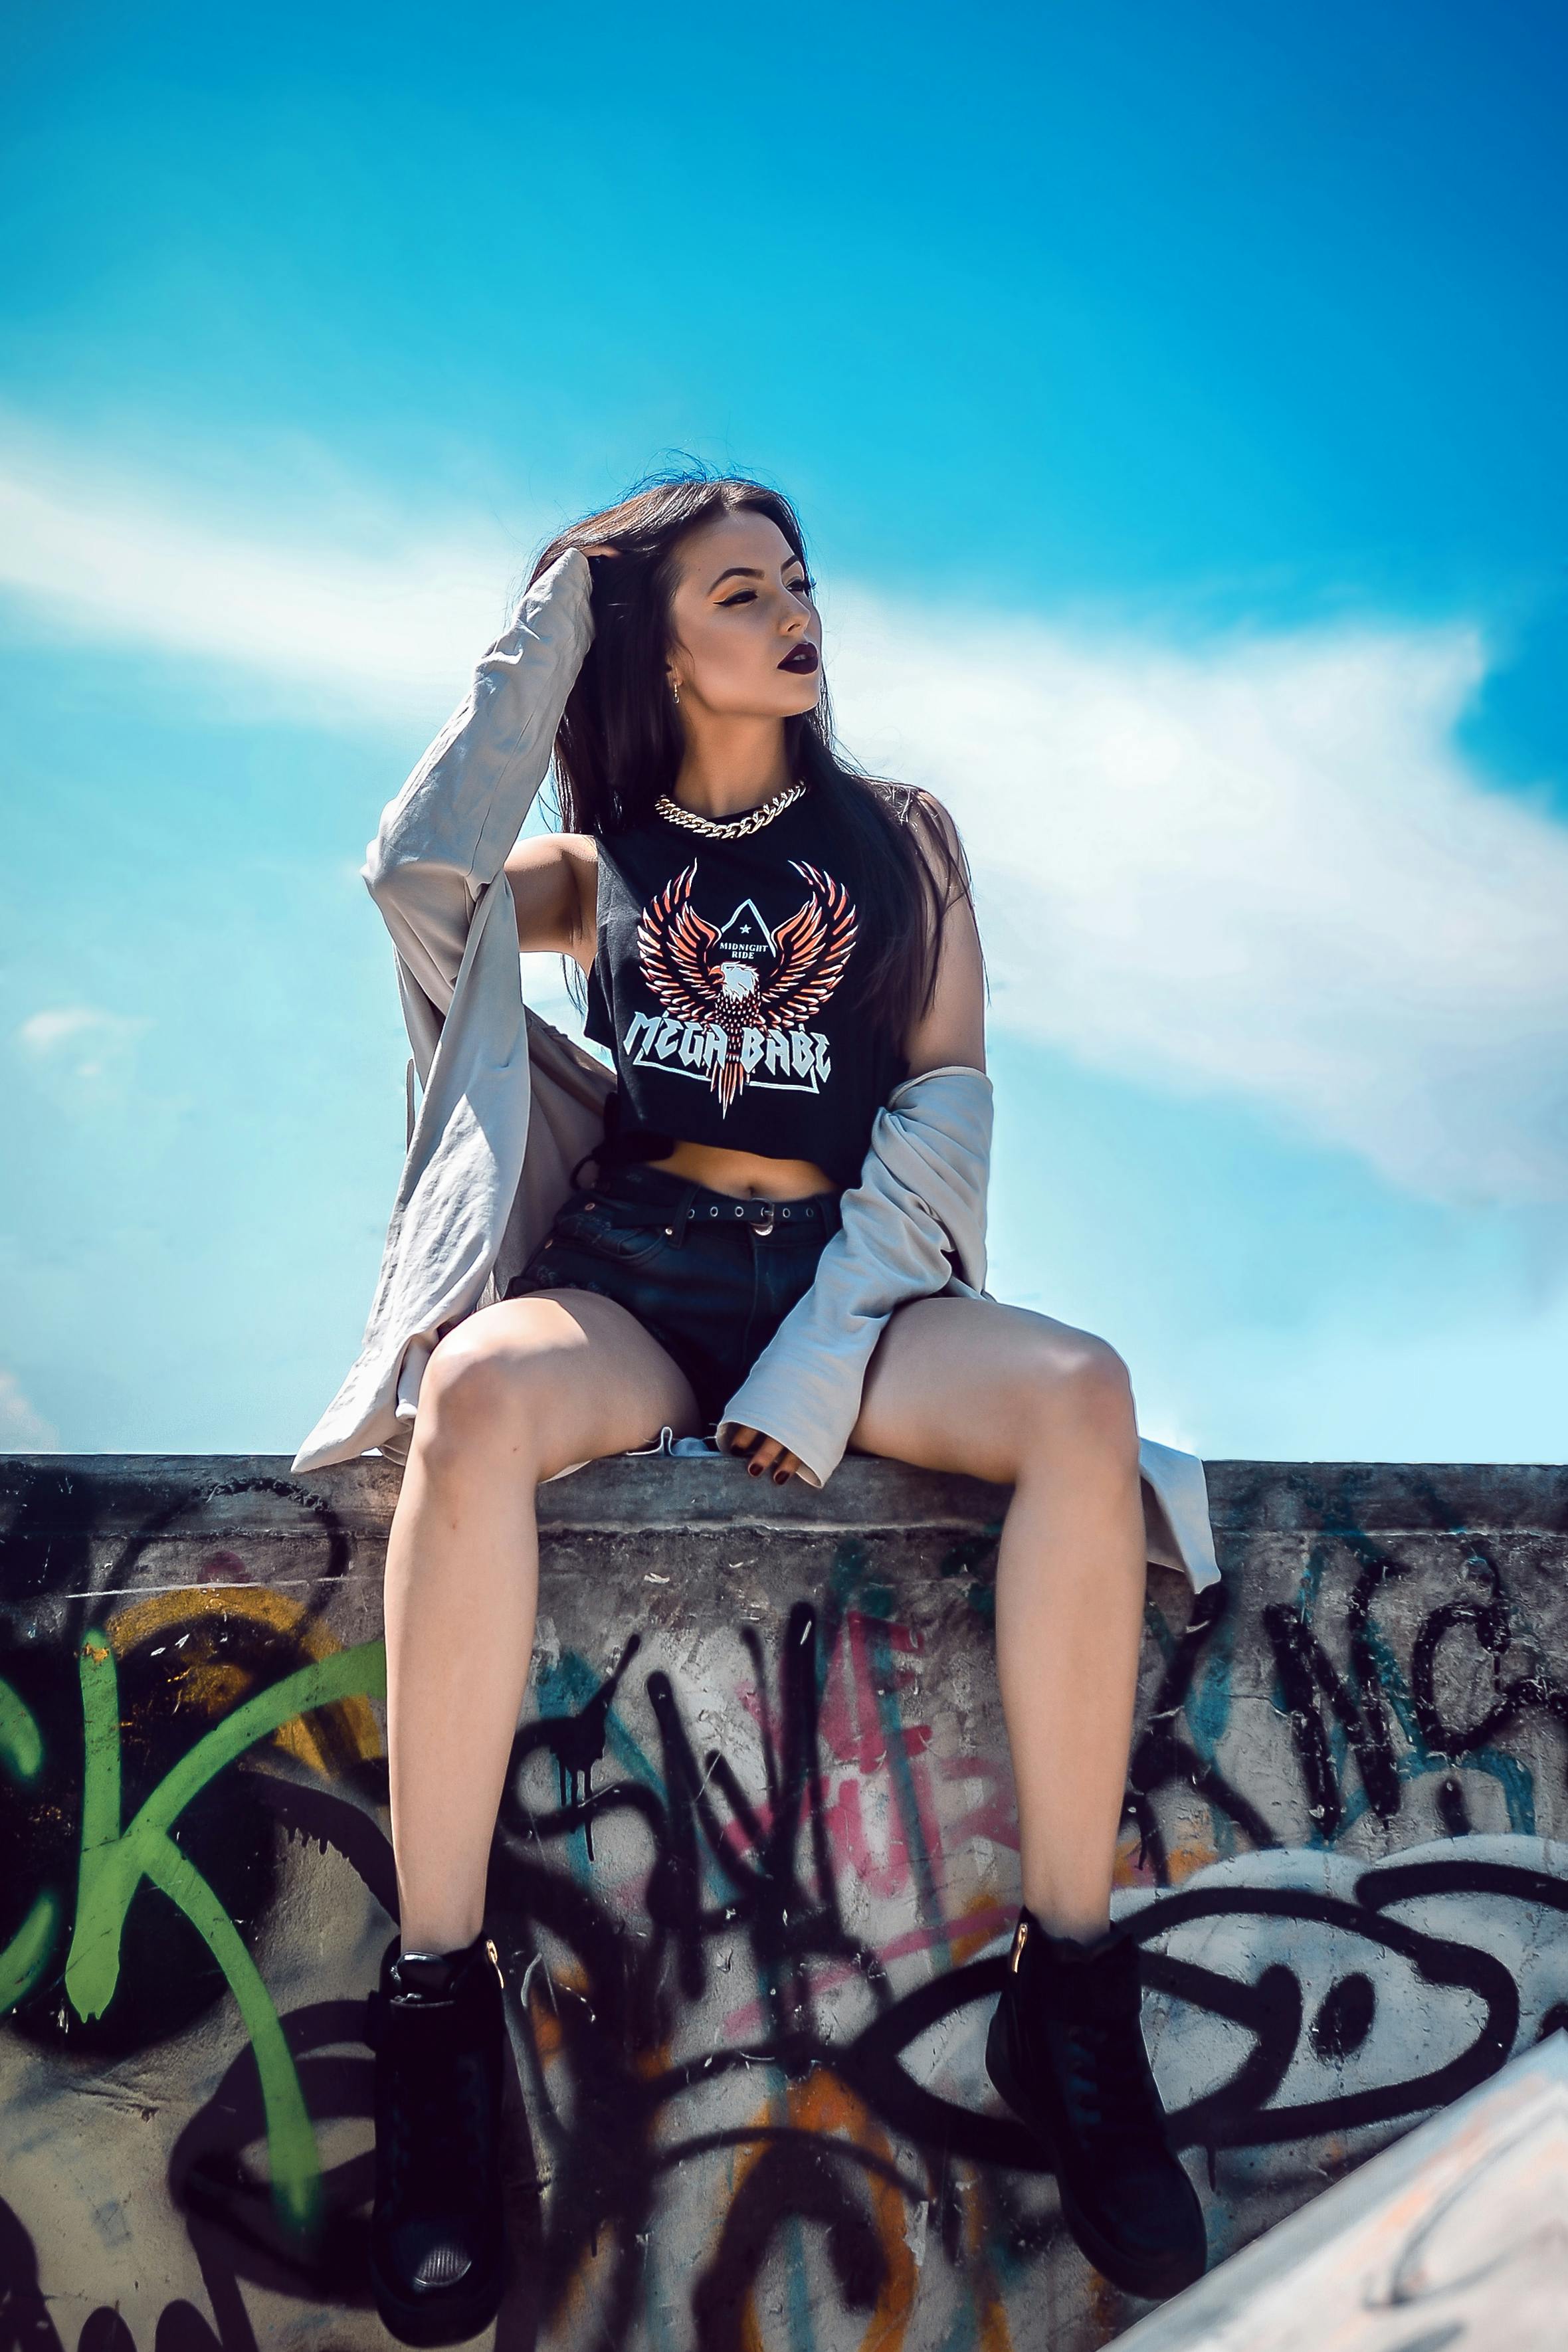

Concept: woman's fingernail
[[747, 1460, 763, 1477], [772, 1468, 789, 1485]]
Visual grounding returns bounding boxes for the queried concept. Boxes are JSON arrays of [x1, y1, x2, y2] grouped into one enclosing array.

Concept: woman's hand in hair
[[724, 1424, 804, 1487]]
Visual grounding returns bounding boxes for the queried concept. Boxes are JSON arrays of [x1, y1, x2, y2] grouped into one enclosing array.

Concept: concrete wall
[[1, 1451, 1565, 2350]]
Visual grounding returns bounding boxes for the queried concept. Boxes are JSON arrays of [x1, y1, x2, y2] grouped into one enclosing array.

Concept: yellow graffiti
[[730, 2070, 918, 2352], [106, 1583, 382, 1775]]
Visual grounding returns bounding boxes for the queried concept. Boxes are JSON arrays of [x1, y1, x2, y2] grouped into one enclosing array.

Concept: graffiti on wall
[[0, 1464, 1565, 2349]]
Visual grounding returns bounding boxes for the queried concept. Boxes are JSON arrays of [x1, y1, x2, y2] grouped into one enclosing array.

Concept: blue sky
[[2, 0, 1565, 1462]]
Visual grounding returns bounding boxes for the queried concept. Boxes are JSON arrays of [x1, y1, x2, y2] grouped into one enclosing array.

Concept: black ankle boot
[[985, 1908, 1207, 2302], [365, 1933, 510, 2345]]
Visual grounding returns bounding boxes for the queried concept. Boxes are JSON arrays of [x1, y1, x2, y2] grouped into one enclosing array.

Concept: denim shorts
[[502, 1160, 843, 1426]]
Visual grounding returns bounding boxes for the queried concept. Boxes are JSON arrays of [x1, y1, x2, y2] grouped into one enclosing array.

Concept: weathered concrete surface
[[1, 1452, 1565, 2349], [1116, 2032, 1568, 2351]]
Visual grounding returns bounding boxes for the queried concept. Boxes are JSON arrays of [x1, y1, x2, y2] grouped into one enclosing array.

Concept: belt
[[580, 1176, 843, 1243]]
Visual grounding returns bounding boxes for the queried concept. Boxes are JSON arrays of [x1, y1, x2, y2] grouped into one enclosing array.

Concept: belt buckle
[[753, 1209, 775, 1238]]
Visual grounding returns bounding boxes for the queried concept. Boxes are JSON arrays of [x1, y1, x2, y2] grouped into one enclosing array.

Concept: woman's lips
[[777, 642, 820, 674]]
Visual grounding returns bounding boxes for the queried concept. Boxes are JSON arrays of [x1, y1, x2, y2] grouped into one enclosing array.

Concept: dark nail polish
[[772, 1468, 789, 1485], [747, 1460, 763, 1477]]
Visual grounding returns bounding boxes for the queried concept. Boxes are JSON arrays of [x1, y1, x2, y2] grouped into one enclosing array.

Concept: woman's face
[[664, 510, 822, 720]]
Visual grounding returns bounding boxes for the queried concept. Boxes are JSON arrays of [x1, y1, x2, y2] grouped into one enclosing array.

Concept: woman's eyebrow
[[706, 558, 807, 593]]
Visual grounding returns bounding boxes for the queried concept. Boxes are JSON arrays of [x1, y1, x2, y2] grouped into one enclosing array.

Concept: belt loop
[[666, 1177, 699, 1246]]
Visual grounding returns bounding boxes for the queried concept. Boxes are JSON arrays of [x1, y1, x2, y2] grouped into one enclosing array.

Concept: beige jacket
[[290, 549, 1220, 1593]]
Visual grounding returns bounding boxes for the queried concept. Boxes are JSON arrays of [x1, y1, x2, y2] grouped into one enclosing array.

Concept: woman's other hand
[[724, 1424, 804, 1486]]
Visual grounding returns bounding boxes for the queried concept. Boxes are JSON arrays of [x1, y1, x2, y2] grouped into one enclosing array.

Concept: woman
[[308, 474, 1211, 2341]]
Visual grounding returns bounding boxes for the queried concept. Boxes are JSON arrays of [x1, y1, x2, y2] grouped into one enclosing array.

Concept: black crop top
[[583, 787, 908, 1187]]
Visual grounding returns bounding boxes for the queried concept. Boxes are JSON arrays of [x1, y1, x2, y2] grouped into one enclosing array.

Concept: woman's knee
[[1014, 1322, 1137, 1450], [413, 1326, 549, 1471]]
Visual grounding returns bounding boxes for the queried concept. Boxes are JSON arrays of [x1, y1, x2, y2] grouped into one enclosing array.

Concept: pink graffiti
[[719, 1902, 1015, 2038]]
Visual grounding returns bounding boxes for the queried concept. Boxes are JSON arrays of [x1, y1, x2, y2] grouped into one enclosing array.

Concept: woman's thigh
[[848, 1295, 1131, 1486], [418, 1286, 702, 1481]]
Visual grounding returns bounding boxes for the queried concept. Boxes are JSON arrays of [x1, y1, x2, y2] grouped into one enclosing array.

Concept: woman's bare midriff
[[646, 1139, 838, 1200]]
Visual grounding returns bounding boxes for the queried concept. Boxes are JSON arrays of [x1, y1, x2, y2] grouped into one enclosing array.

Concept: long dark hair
[[528, 468, 973, 1044]]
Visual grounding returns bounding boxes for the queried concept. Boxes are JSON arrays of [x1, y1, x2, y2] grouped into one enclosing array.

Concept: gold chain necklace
[[653, 781, 805, 839]]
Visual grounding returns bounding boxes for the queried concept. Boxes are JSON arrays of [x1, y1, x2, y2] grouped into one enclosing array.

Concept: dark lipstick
[[777, 643, 820, 674]]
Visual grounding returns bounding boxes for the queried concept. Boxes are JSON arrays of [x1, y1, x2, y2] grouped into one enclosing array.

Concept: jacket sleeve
[[715, 1064, 994, 1490], [363, 545, 595, 1029]]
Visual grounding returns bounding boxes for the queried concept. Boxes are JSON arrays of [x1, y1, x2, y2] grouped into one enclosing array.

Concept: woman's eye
[[717, 579, 813, 607]]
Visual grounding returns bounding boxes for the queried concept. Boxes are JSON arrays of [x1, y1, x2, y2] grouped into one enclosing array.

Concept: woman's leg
[[385, 1288, 700, 1955], [773, 1294, 1208, 2301], [847, 1295, 1146, 1940], [849, 1297, 1206, 2300]]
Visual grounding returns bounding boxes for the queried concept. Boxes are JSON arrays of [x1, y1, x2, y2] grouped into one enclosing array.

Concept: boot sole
[[367, 2242, 509, 2349], [985, 2003, 1205, 2304]]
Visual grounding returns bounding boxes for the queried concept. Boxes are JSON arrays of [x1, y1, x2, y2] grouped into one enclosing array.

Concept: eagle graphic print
[[625, 856, 859, 1114]]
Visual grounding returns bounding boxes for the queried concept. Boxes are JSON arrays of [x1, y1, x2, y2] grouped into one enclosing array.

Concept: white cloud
[[0, 1369, 59, 1452], [2, 417, 1565, 1210], [17, 1005, 152, 1096], [831, 595, 1568, 1211], [20, 1006, 120, 1052], [0, 411, 519, 726]]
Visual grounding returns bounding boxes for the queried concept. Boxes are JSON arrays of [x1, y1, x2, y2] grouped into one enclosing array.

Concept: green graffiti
[[0, 1676, 55, 2011], [0, 1887, 58, 2012], [63, 1630, 387, 2242], [0, 1675, 43, 1782]]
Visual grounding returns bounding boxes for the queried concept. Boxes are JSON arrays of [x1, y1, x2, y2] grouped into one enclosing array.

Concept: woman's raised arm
[[363, 546, 594, 1018]]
